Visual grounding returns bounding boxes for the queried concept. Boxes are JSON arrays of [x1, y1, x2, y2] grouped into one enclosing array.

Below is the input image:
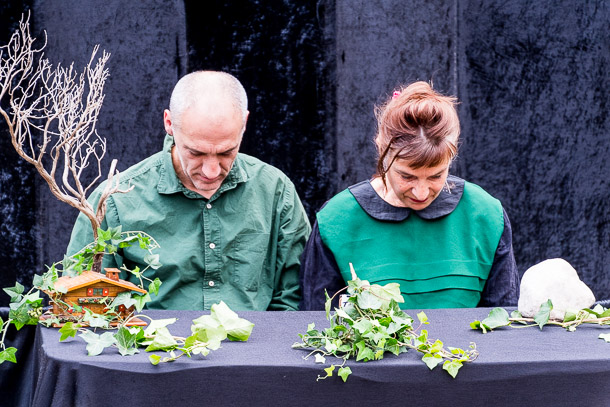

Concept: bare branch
[[0, 15, 132, 251]]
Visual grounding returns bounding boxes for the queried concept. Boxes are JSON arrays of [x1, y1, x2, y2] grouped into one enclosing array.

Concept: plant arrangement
[[293, 265, 478, 382], [56, 300, 254, 364], [471, 300, 610, 341], [0, 15, 218, 365]]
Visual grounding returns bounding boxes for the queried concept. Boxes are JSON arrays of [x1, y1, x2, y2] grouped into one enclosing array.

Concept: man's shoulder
[[237, 153, 290, 186], [115, 150, 165, 185]]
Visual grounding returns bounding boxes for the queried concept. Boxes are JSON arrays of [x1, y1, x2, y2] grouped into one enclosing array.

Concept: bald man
[[66, 71, 311, 311]]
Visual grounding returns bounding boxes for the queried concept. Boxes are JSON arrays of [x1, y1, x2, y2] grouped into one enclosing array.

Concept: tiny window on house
[[87, 288, 107, 296]]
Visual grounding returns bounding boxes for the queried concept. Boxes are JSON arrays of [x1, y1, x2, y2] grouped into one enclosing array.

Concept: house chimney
[[105, 268, 120, 281]]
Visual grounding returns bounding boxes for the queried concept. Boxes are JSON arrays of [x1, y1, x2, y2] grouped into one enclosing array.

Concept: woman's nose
[[411, 183, 428, 200]]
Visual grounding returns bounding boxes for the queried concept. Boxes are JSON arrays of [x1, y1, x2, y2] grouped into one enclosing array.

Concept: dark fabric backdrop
[[0, 0, 608, 306]]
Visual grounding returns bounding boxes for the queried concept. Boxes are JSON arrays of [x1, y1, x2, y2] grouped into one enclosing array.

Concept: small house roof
[[53, 269, 147, 294]]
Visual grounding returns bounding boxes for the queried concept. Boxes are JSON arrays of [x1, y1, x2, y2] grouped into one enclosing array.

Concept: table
[[29, 308, 610, 406]]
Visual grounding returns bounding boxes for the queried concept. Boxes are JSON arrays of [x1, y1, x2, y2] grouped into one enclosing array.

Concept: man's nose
[[202, 159, 221, 179]]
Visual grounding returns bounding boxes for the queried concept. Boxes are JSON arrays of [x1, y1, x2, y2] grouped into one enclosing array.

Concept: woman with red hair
[[300, 81, 519, 310]]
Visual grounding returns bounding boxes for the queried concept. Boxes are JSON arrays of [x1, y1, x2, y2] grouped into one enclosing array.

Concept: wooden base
[[39, 314, 148, 328]]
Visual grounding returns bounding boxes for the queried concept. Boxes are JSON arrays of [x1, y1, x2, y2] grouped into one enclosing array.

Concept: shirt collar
[[348, 175, 464, 221], [157, 134, 249, 199]]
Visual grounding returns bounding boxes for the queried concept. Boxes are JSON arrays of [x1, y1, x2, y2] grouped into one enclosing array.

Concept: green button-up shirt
[[66, 135, 311, 311]]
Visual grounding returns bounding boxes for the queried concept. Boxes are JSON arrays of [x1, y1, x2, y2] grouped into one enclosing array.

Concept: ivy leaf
[[369, 283, 404, 308], [3, 282, 25, 302], [143, 253, 162, 270], [59, 322, 78, 341], [83, 309, 109, 329], [132, 292, 151, 312], [314, 353, 326, 364], [442, 359, 463, 378], [323, 365, 335, 377], [482, 307, 510, 330], [338, 366, 352, 382], [210, 301, 254, 341], [599, 333, 610, 343], [114, 327, 139, 356], [0, 347, 17, 364], [144, 318, 177, 336], [111, 292, 137, 311], [534, 300, 553, 330], [352, 319, 373, 334], [417, 311, 429, 325], [145, 327, 177, 352], [422, 353, 443, 370], [563, 311, 577, 323], [148, 278, 162, 296], [79, 330, 116, 356], [356, 346, 375, 362], [149, 354, 162, 365], [324, 290, 331, 320], [357, 290, 382, 310]]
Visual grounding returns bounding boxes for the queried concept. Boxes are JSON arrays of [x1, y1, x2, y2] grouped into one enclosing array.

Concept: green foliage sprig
[[0, 227, 161, 365], [293, 265, 478, 382], [55, 300, 254, 364], [471, 300, 610, 340]]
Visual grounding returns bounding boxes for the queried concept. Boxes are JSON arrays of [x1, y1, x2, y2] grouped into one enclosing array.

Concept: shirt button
[[208, 281, 215, 287], [209, 243, 216, 249], [206, 203, 212, 209]]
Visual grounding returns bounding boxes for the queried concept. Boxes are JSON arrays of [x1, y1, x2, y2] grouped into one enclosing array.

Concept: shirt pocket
[[232, 232, 271, 291]]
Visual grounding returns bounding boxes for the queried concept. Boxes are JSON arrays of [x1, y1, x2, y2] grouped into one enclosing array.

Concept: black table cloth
[[29, 308, 610, 406]]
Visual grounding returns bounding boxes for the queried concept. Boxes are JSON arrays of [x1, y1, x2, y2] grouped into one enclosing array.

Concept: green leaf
[[352, 319, 373, 334], [368, 283, 404, 308], [0, 347, 17, 364], [149, 354, 162, 365], [563, 311, 577, 323], [482, 307, 511, 330], [3, 282, 25, 302], [422, 353, 443, 370], [144, 318, 177, 337], [144, 327, 178, 352], [417, 311, 429, 324], [79, 330, 117, 356], [148, 278, 162, 296], [143, 253, 162, 270], [132, 292, 151, 312], [442, 359, 463, 378], [323, 365, 335, 377], [111, 292, 137, 311], [470, 320, 488, 334], [338, 366, 352, 382], [324, 291, 331, 320], [356, 346, 374, 362], [114, 327, 139, 356], [210, 301, 254, 341], [357, 290, 382, 310], [534, 300, 553, 330], [59, 322, 78, 341], [83, 309, 110, 329], [599, 333, 610, 343]]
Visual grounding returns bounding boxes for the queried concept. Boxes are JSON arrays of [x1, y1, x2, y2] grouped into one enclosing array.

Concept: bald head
[[168, 71, 248, 130]]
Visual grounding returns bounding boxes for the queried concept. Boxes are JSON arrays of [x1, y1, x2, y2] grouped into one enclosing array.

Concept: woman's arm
[[479, 208, 521, 307], [299, 220, 346, 310]]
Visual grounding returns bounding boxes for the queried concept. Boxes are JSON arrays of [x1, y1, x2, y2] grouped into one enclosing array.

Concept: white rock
[[517, 258, 596, 320]]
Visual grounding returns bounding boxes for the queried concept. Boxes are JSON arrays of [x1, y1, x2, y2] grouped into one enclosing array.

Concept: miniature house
[[49, 268, 147, 317]]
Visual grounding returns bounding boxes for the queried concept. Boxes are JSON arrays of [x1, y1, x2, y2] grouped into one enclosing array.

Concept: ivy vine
[[293, 266, 478, 382]]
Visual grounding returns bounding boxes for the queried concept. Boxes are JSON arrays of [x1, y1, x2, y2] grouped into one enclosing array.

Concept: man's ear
[[163, 109, 173, 135], [242, 110, 250, 133]]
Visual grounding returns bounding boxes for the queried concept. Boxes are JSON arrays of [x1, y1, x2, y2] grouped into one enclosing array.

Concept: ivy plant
[[55, 300, 254, 364], [471, 300, 610, 337], [293, 266, 478, 382], [0, 227, 162, 365]]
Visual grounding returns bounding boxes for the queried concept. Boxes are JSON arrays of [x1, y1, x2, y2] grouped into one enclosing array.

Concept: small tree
[[0, 14, 132, 273]]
